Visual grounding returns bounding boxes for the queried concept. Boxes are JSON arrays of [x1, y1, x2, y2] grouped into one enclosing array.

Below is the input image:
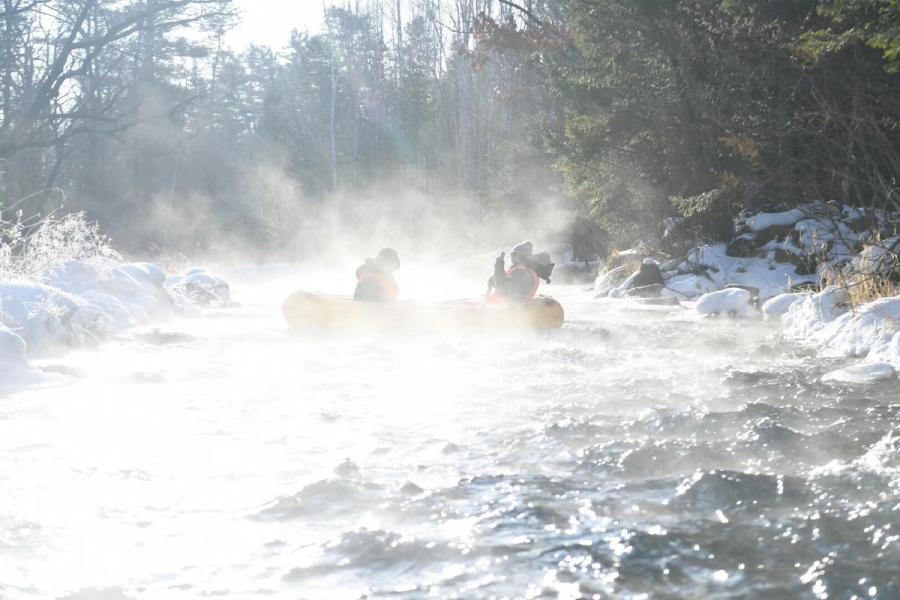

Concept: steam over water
[[2, 269, 899, 599]]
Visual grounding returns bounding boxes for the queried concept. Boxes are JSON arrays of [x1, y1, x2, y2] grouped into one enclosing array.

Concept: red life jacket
[[488, 265, 539, 304], [357, 271, 399, 301]]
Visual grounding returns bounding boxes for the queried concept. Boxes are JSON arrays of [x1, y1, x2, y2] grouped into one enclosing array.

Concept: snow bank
[[694, 243, 814, 300], [813, 297, 900, 359], [589, 201, 898, 380], [781, 287, 900, 373], [594, 201, 895, 304], [1, 260, 230, 380], [695, 288, 757, 318], [596, 241, 816, 301], [782, 287, 849, 339]]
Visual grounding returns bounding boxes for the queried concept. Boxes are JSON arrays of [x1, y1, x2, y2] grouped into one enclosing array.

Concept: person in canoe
[[487, 241, 554, 303], [354, 248, 401, 302]]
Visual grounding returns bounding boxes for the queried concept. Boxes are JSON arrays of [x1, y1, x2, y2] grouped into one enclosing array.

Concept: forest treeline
[[1, 0, 899, 255]]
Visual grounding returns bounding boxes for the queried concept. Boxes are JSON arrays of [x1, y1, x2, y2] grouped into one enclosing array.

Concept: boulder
[[754, 223, 796, 246], [772, 248, 802, 265], [629, 259, 664, 288], [849, 214, 879, 233], [726, 233, 757, 258], [594, 265, 631, 297]]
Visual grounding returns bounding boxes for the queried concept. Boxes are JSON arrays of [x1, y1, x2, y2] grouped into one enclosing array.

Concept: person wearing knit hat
[[487, 241, 554, 303], [353, 248, 401, 302]]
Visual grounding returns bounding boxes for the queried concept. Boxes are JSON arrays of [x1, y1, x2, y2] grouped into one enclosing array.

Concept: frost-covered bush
[[822, 236, 899, 308], [0, 211, 120, 279]]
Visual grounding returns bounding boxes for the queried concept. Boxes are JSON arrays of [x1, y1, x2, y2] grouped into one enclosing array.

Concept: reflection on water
[[1, 274, 899, 599]]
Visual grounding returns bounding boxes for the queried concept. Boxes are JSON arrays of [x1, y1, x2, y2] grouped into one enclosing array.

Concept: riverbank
[[594, 201, 900, 381], [1, 258, 229, 388]]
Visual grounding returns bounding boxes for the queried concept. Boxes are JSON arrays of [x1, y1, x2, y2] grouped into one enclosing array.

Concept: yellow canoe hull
[[282, 291, 564, 333]]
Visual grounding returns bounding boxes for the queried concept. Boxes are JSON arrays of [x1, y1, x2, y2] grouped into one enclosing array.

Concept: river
[[1, 270, 899, 599]]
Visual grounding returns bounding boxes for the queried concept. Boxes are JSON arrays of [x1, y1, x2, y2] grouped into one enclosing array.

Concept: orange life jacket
[[488, 264, 539, 304], [357, 271, 399, 301]]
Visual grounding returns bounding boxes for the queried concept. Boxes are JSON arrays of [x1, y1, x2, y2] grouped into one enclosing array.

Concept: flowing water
[[1, 269, 899, 600]]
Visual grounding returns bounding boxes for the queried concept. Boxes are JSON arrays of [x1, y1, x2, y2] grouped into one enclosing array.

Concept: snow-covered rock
[[0, 280, 80, 352], [121, 262, 167, 287], [1, 261, 231, 370], [45, 259, 176, 322], [793, 218, 856, 260], [822, 362, 896, 384], [847, 237, 899, 275], [696, 288, 757, 318], [167, 268, 230, 305], [658, 202, 895, 306], [105, 263, 175, 317], [761, 293, 808, 321], [594, 265, 631, 297]]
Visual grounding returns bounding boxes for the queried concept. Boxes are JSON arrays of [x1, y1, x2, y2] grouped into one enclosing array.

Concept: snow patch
[[661, 273, 718, 299], [1, 261, 231, 380], [685, 244, 811, 300], [746, 208, 806, 232], [822, 362, 896, 384]]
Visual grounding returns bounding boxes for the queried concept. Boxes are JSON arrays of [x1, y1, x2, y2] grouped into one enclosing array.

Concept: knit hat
[[377, 248, 401, 269], [511, 241, 534, 259]]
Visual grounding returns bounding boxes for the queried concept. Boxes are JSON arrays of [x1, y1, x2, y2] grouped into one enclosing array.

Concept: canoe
[[282, 290, 564, 333]]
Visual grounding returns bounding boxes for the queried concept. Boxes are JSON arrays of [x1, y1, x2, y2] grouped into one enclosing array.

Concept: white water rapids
[[1, 268, 899, 599]]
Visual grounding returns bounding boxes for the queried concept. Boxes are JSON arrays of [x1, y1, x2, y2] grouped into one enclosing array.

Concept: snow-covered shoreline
[[595, 201, 900, 382], [1, 259, 229, 386], [781, 287, 900, 381]]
